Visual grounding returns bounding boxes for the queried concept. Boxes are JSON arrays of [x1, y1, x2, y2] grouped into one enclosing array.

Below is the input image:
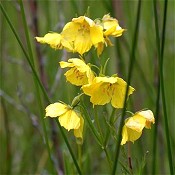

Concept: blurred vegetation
[[0, 0, 174, 174]]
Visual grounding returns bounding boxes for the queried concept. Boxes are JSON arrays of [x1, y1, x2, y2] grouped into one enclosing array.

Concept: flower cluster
[[36, 14, 154, 144], [36, 14, 124, 56]]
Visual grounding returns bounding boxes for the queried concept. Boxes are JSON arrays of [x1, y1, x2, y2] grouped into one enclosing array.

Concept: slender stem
[[159, 0, 174, 174], [0, 7, 12, 174], [18, 1, 57, 173], [55, 120, 82, 175], [78, 144, 82, 170], [127, 142, 133, 174], [152, 0, 161, 174], [103, 147, 113, 170], [29, 1, 64, 173], [104, 108, 116, 147], [80, 103, 102, 146], [112, 1, 142, 174], [94, 107, 103, 139]]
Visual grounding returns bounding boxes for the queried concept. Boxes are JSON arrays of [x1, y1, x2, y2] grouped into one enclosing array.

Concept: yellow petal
[[35, 33, 62, 49], [59, 61, 73, 68], [112, 26, 125, 37], [135, 110, 155, 129], [61, 22, 79, 41], [74, 31, 92, 55], [58, 110, 80, 131], [95, 42, 104, 57], [111, 78, 135, 108], [74, 116, 84, 139], [61, 58, 94, 86], [68, 59, 88, 72], [101, 14, 125, 37], [68, 59, 94, 83], [121, 125, 128, 145], [72, 16, 94, 27], [82, 82, 110, 105], [121, 124, 142, 145], [89, 83, 112, 105], [86, 67, 95, 84], [125, 117, 145, 132], [82, 77, 118, 105], [126, 127, 142, 143], [94, 76, 118, 84], [90, 25, 104, 45], [60, 37, 74, 52], [84, 16, 95, 27], [45, 102, 68, 117], [104, 24, 117, 36], [65, 67, 89, 86]]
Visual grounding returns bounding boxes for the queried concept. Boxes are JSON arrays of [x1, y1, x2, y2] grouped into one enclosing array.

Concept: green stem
[[127, 142, 133, 174], [94, 107, 113, 170], [80, 103, 102, 146], [104, 108, 116, 147], [103, 147, 113, 170], [55, 120, 82, 175], [152, 0, 161, 174], [78, 144, 82, 170], [19, 1, 56, 173], [94, 107, 103, 139], [112, 1, 142, 174], [0, 7, 12, 174], [159, 0, 174, 174]]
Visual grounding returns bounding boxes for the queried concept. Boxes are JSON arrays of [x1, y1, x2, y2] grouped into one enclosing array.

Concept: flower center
[[78, 23, 90, 35], [74, 68, 85, 80], [102, 83, 114, 97]]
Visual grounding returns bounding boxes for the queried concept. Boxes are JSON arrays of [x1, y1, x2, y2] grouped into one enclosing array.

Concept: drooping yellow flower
[[81, 76, 135, 108], [45, 102, 84, 139], [95, 14, 125, 56], [121, 110, 155, 145], [102, 14, 125, 37], [60, 58, 94, 86], [61, 16, 104, 55]]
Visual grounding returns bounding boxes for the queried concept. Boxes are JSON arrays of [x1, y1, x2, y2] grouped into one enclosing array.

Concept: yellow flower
[[102, 14, 125, 37], [45, 102, 84, 139], [60, 58, 94, 86], [121, 110, 155, 145], [61, 16, 104, 55], [81, 76, 135, 108], [95, 14, 125, 56], [35, 32, 73, 52]]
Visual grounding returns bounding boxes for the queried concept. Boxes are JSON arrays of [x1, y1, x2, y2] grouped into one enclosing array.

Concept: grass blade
[[159, 0, 174, 173]]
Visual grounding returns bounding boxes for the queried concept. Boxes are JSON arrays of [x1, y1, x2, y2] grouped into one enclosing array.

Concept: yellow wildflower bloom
[[45, 102, 84, 138], [95, 14, 125, 56], [81, 76, 135, 108], [121, 110, 155, 145], [60, 58, 94, 86], [102, 14, 125, 37], [61, 16, 104, 55]]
